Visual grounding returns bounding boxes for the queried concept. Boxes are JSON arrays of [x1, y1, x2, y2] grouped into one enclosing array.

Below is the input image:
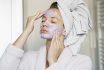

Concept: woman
[[0, 0, 92, 70]]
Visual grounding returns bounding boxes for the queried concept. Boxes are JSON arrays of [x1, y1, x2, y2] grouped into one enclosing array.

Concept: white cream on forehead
[[44, 10, 61, 19], [44, 10, 55, 17]]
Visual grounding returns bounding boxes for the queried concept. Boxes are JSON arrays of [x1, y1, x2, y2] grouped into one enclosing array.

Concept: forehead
[[43, 9, 61, 18]]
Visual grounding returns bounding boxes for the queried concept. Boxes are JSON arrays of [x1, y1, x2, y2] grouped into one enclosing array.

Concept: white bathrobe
[[0, 44, 92, 70]]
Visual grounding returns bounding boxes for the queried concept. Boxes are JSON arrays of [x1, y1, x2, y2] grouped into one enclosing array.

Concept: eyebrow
[[51, 17, 56, 18], [51, 17, 58, 21], [42, 15, 46, 18], [42, 15, 57, 19]]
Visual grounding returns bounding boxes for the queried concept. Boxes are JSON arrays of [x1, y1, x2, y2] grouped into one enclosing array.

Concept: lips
[[40, 28, 48, 33]]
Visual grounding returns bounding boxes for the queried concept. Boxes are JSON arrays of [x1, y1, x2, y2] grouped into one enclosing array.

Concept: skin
[[40, 9, 64, 39], [13, 8, 65, 68]]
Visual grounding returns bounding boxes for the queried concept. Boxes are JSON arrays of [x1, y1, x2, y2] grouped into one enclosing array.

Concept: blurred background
[[0, 0, 104, 70]]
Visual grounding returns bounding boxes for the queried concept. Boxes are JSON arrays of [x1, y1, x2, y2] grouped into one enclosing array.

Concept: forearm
[[13, 29, 31, 49]]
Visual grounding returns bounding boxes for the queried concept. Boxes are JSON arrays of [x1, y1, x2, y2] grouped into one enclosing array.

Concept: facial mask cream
[[40, 21, 63, 39]]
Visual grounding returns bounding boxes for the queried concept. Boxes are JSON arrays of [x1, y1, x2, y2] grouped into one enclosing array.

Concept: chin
[[40, 33, 53, 39]]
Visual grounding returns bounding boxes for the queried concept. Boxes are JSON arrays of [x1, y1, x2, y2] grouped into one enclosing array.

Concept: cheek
[[40, 24, 63, 39], [48, 24, 63, 34]]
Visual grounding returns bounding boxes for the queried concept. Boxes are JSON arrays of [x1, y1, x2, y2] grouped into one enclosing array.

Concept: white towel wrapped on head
[[56, 0, 93, 55]]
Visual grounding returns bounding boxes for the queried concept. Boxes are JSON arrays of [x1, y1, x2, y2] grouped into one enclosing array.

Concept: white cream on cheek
[[40, 21, 63, 39]]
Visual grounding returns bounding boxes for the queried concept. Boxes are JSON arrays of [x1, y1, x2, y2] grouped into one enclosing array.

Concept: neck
[[46, 39, 52, 51]]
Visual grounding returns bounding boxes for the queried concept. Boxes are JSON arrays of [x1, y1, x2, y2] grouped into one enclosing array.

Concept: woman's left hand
[[47, 31, 64, 66]]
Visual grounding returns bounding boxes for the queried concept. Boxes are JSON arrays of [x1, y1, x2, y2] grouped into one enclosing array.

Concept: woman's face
[[40, 8, 64, 39]]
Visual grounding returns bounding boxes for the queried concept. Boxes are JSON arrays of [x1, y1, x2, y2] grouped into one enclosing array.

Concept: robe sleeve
[[18, 51, 38, 70], [0, 43, 24, 70]]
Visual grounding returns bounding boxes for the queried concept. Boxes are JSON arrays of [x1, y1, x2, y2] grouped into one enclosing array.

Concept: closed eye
[[42, 20, 45, 23], [51, 21, 56, 24], [51, 19, 57, 24]]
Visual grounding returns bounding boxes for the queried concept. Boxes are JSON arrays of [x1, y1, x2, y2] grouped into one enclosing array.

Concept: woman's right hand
[[13, 11, 43, 48], [25, 11, 43, 33]]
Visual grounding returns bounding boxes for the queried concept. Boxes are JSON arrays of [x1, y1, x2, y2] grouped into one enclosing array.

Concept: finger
[[32, 11, 42, 21], [50, 32, 56, 47], [35, 11, 44, 19], [55, 31, 58, 41], [53, 31, 59, 48], [55, 32, 59, 48], [52, 32, 56, 42], [51, 32, 58, 48], [51, 31, 59, 48], [53, 31, 58, 41], [57, 32, 64, 48], [33, 10, 41, 17], [56, 31, 60, 41]]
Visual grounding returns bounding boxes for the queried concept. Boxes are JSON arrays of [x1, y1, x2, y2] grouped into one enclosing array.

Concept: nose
[[42, 24, 47, 28], [41, 20, 49, 27]]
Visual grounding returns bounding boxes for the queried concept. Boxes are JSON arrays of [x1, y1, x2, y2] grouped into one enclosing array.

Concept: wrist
[[48, 58, 56, 66], [23, 29, 32, 36], [49, 60, 56, 66], [24, 28, 32, 34]]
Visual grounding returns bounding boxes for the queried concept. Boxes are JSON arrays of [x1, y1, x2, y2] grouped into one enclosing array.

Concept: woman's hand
[[13, 11, 43, 49], [25, 11, 43, 33], [47, 31, 64, 66]]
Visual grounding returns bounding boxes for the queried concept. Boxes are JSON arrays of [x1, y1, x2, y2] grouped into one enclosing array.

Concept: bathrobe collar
[[35, 46, 75, 70]]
